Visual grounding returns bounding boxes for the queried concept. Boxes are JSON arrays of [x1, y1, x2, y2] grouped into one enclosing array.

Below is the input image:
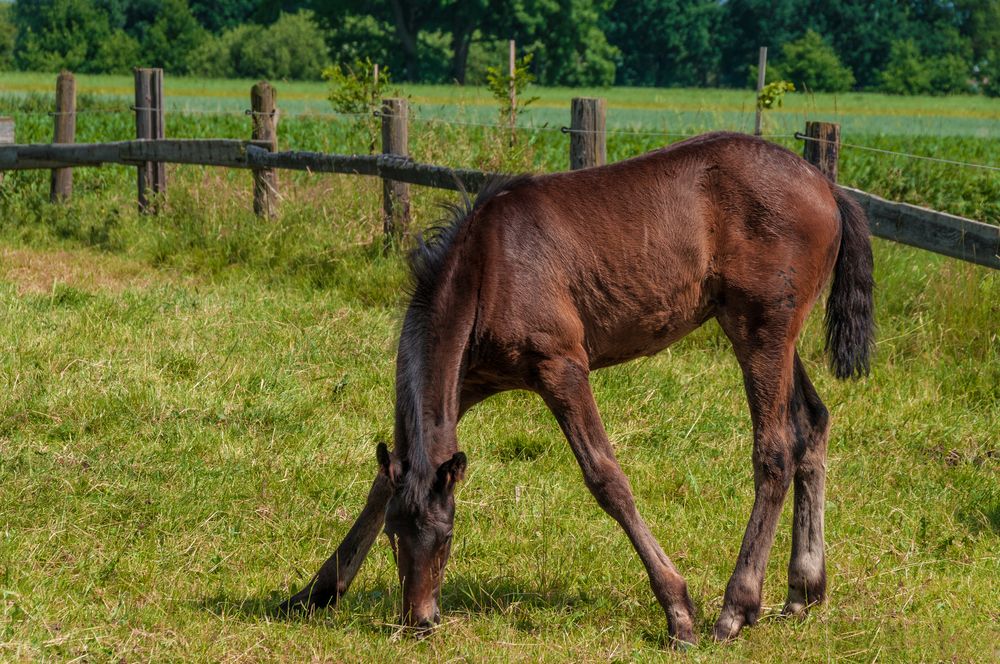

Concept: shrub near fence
[[0, 72, 997, 270]]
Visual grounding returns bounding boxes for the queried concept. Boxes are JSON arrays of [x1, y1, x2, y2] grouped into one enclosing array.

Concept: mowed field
[[0, 74, 998, 661]]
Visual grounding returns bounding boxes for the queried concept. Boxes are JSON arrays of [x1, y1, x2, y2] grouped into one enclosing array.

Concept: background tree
[[140, 0, 206, 73], [769, 29, 855, 92], [602, 0, 720, 87], [0, 3, 17, 71], [3, 0, 995, 94], [190, 10, 328, 79], [189, 0, 260, 31], [14, 0, 116, 73]]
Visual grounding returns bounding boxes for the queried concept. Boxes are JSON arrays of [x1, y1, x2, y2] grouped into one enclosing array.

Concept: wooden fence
[[0, 71, 997, 271]]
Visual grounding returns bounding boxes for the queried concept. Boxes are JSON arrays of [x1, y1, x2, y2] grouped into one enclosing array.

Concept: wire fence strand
[[795, 132, 1000, 173], [2, 102, 997, 173]]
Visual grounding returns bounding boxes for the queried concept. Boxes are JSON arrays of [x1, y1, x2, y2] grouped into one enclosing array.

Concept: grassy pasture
[[0, 76, 998, 661]]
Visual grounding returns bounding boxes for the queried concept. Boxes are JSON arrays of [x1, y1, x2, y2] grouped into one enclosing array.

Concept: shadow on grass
[[198, 579, 396, 617], [440, 572, 583, 617], [196, 575, 677, 647], [197, 575, 583, 624]]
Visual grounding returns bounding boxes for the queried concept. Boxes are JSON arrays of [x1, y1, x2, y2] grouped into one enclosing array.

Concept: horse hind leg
[[533, 352, 698, 646], [712, 303, 802, 641], [784, 352, 830, 617]]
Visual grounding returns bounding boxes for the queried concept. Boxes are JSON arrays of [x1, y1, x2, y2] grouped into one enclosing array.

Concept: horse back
[[463, 132, 841, 375]]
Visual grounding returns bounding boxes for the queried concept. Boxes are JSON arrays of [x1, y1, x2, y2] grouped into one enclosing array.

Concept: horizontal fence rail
[[846, 187, 1000, 270], [1, 71, 997, 272], [0, 139, 270, 170], [0, 140, 494, 192], [244, 146, 494, 192], [3, 137, 995, 270]]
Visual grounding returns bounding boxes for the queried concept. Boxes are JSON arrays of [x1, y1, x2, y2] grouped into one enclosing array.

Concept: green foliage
[[140, 0, 206, 73], [92, 28, 141, 75], [880, 40, 929, 95], [929, 53, 973, 95], [188, 0, 259, 32], [486, 52, 539, 144], [0, 87, 997, 659], [323, 14, 397, 74], [757, 80, 795, 110], [0, 4, 15, 71], [3, 0, 996, 97], [13, 0, 115, 73], [323, 57, 394, 153], [981, 50, 1000, 98], [486, 53, 538, 118], [11, 0, 206, 74], [880, 39, 972, 96], [190, 10, 329, 80], [770, 29, 855, 92], [602, 0, 719, 87], [324, 57, 392, 116], [505, 0, 619, 86]]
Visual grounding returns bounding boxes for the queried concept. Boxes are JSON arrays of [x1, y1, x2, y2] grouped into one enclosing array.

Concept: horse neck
[[393, 303, 467, 496]]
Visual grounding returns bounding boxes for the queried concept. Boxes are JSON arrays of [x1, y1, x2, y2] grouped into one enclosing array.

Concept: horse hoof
[[712, 612, 745, 642], [669, 633, 698, 651], [782, 600, 808, 618], [276, 588, 334, 616], [275, 596, 310, 616]]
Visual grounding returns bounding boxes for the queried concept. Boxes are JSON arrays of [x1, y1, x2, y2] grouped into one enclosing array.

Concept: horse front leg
[[279, 470, 393, 613], [535, 354, 697, 646]]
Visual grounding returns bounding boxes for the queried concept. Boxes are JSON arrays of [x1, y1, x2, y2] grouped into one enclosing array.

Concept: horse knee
[[757, 447, 794, 488]]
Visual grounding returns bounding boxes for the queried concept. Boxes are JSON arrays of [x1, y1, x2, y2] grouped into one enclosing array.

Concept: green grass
[[0, 126, 998, 662], [2, 71, 999, 222]]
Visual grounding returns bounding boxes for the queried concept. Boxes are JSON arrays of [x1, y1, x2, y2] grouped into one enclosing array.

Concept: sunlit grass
[[0, 148, 997, 661]]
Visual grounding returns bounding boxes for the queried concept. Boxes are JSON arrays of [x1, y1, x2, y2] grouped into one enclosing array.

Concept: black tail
[[825, 187, 875, 380]]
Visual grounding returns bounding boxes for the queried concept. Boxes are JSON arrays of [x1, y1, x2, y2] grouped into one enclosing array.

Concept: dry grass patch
[[1, 247, 171, 295]]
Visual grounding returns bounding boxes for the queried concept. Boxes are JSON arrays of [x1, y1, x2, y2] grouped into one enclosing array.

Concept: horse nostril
[[414, 619, 436, 633], [432, 609, 441, 624]]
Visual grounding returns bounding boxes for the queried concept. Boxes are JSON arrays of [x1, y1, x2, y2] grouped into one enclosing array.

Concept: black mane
[[407, 175, 533, 312]]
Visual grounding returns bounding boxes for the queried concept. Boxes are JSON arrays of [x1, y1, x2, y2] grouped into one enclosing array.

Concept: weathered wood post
[[51, 71, 76, 202], [381, 97, 410, 248], [251, 81, 279, 218], [802, 121, 841, 182], [754, 47, 767, 136], [0, 117, 13, 186], [569, 97, 606, 170], [134, 67, 166, 213], [508, 39, 517, 146]]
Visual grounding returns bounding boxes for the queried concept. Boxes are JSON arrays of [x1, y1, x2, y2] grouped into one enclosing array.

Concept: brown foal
[[280, 132, 875, 645]]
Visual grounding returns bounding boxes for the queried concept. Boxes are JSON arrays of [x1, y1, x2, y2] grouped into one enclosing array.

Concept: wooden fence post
[[508, 39, 517, 146], [50, 71, 76, 202], [134, 67, 165, 213], [802, 121, 841, 182], [569, 97, 606, 170], [754, 47, 767, 136], [251, 81, 279, 218], [381, 97, 410, 247], [0, 117, 13, 186]]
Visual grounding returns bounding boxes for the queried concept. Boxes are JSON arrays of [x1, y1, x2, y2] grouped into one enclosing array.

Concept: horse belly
[[580, 269, 715, 369]]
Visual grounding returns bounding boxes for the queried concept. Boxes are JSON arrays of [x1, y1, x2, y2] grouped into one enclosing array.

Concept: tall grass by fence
[[1, 71, 997, 270]]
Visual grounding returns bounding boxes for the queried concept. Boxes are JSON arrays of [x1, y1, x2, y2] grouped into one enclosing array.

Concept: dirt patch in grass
[[1, 247, 163, 295]]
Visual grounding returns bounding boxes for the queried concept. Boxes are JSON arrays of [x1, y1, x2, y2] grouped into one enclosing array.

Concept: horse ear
[[435, 452, 467, 494], [376, 442, 400, 485]]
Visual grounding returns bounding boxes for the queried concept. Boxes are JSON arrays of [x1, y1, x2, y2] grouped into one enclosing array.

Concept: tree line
[[1, 0, 998, 96]]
